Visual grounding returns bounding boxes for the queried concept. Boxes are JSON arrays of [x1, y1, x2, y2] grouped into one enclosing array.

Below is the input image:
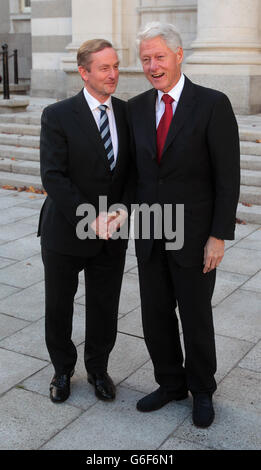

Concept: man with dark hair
[[128, 22, 240, 427], [39, 39, 129, 403]]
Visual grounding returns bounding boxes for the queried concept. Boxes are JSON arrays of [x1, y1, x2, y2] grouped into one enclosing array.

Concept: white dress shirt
[[83, 87, 118, 160], [156, 73, 185, 128]]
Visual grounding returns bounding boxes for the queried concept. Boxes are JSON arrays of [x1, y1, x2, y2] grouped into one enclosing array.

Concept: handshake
[[90, 209, 128, 240]]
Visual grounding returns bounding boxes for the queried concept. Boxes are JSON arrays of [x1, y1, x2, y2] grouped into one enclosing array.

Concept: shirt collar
[[83, 87, 112, 111], [157, 73, 185, 105]]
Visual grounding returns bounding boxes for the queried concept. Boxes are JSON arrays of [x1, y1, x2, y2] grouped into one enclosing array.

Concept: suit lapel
[[142, 89, 158, 159], [161, 76, 196, 160], [72, 89, 111, 171], [111, 96, 123, 175]]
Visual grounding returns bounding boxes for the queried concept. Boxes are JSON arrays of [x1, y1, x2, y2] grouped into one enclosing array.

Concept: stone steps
[[0, 170, 42, 189], [0, 122, 40, 136], [237, 202, 261, 225], [239, 128, 261, 142], [0, 133, 39, 149], [0, 144, 39, 162], [239, 185, 261, 205], [240, 141, 261, 156], [240, 169, 261, 187], [240, 155, 261, 171], [0, 112, 41, 125], [0, 158, 40, 176]]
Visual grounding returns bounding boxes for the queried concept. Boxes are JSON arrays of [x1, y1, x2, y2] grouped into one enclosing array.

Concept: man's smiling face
[[139, 35, 183, 93]]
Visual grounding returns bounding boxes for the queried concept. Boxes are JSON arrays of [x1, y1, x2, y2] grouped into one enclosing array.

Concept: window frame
[[20, 0, 31, 13]]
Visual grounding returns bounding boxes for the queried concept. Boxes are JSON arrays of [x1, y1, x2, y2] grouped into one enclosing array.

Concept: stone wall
[[0, 0, 31, 86], [30, 0, 72, 98]]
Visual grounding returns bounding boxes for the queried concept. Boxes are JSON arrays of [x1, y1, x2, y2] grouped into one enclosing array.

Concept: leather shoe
[[50, 369, 74, 403], [88, 372, 116, 401], [137, 387, 188, 412], [192, 393, 215, 428]]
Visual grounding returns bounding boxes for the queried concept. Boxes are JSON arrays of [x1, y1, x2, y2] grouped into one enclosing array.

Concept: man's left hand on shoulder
[[203, 236, 225, 273]]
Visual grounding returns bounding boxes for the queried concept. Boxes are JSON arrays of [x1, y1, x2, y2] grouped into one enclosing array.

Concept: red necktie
[[157, 94, 174, 163]]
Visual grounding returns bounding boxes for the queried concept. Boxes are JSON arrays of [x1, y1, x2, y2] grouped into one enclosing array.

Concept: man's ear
[[78, 66, 89, 82], [176, 47, 184, 65]]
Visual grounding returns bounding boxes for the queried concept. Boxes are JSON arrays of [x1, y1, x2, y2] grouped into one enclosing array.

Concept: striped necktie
[[98, 104, 115, 171]]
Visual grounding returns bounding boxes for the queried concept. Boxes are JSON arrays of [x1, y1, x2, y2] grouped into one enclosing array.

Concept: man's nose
[[149, 59, 158, 73], [108, 68, 118, 79]]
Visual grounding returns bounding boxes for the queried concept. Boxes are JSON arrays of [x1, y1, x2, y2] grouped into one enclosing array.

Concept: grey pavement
[[0, 188, 260, 450]]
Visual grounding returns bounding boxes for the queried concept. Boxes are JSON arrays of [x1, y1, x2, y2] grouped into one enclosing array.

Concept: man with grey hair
[[128, 22, 240, 427]]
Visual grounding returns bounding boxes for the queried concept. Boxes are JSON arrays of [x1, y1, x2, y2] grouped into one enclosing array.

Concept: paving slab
[[0, 233, 40, 260], [219, 223, 259, 250], [159, 437, 212, 450], [0, 206, 39, 225], [216, 367, 261, 411], [118, 273, 140, 315], [0, 256, 18, 268], [123, 360, 159, 394], [0, 388, 81, 450], [16, 197, 45, 210], [20, 214, 41, 228], [41, 386, 190, 450], [108, 332, 150, 385], [214, 334, 254, 383], [0, 312, 29, 341], [0, 280, 45, 321], [0, 221, 36, 241], [118, 307, 143, 337], [0, 282, 20, 299], [236, 227, 261, 250], [0, 196, 28, 209], [213, 289, 261, 343], [241, 270, 261, 293], [0, 347, 47, 395], [123, 254, 138, 274], [0, 253, 44, 288], [173, 400, 261, 450], [172, 368, 261, 450], [239, 340, 261, 373], [219, 246, 261, 275], [212, 269, 249, 306], [0, 304, 86, 361]]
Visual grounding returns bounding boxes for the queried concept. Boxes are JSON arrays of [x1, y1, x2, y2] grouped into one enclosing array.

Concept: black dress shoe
[[49, 369, 74, 403], [87, 372, 116, 401], [192, 393, 215, 428], [137, 387, 188, 412]]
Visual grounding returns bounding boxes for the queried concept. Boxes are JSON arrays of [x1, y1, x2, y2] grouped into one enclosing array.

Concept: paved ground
[[0, 188, 260, 450]]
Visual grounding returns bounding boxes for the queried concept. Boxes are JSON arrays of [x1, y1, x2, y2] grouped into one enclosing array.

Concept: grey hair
[[137, 22, 182, 53]]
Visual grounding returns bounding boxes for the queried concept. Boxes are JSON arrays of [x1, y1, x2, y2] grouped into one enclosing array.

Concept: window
[[20, 0, 31, 13]]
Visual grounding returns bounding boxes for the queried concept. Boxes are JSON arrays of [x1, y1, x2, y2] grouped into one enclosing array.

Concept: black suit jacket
[[128, 76, 240, 266], [38, 89, 131, 257]]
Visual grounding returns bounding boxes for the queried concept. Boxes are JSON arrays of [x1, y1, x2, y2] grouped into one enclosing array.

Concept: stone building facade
[[1, 0, 261, 113]]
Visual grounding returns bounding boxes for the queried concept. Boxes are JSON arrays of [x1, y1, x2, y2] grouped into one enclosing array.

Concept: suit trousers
[[137, 239, 217, 395], [41, 245, 126, 376]]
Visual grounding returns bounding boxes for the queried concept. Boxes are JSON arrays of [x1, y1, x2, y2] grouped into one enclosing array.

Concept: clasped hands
[[91, 209, 128, 240]]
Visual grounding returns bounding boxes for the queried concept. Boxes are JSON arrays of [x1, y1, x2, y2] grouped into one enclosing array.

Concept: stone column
[[62, 0, 132, 97], [183, 0, 261, 114]]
